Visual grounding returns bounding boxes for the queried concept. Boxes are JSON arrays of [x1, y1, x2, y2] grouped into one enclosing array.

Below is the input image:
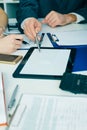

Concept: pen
[[39, 33, 45, 43], [35, 34, 40, 52], [22, 40, 29, 45], [8, 94, 22, 118], [15, 39, 29, 45], [39, 33, 45, 48], [8, 94, 23, 125], [8, 84, 19, 110]]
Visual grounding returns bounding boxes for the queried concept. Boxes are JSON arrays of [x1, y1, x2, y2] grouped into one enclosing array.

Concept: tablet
[[13, 47, 75, 80]]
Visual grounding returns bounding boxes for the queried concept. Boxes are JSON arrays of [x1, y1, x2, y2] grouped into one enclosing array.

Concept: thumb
[[35, 23, 41, 34], [35, 27, 41, 34]]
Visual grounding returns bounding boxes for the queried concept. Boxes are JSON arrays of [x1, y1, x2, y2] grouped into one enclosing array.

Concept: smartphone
[[0, 54, 23, 64]]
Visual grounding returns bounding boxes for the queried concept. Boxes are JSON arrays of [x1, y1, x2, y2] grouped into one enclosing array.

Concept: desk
[[0, 23, 87, 130]]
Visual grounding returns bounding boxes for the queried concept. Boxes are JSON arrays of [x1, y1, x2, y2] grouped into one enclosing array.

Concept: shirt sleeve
[[70, 13, 85, 23], [21, 18, 33, 29]]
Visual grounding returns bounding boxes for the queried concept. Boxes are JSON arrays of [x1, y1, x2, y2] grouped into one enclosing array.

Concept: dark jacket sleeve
[[16, 0, 39, 25], [74, 4, 87, 23], [16, 0, 87, 32]]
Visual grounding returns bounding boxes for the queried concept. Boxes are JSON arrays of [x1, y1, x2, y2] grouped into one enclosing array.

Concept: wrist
[[64, 14, 77, 24]]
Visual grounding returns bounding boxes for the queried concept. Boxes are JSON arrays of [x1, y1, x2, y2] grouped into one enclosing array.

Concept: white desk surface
[[0, 23, 87, 130]]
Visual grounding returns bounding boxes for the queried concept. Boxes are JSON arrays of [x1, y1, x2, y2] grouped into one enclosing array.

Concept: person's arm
[[0, 8, 8, 34], [42, 11, 77, 27], [16, 0, 39, 28], [66, 1, 87, 23], [42, 10, 86, 27], [16, 0, 41, 41], [69, 13, 85, 23]]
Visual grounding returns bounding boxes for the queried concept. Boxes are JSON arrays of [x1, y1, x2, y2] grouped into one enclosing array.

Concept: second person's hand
[[0, 34, 23, 54], [42, 11, 77, 27]]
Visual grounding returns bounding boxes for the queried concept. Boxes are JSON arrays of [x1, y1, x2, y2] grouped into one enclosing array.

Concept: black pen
[[22, 40, 29, 45], [15, 39, 29, 45]]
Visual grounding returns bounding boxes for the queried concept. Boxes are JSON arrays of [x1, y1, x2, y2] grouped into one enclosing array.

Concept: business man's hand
[[23, 18, 41, 41], [42, 11, 77, 27]]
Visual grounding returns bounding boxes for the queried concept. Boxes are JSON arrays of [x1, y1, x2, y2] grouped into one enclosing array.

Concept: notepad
[[0, 72, 7, 126], [9, 94, 87, 130]]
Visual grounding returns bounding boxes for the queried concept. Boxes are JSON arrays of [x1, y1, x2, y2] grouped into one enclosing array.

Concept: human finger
[[24, 21, 36, 40]]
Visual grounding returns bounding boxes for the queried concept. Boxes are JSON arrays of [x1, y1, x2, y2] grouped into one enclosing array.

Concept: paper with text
[[9, 94, 87, 130]]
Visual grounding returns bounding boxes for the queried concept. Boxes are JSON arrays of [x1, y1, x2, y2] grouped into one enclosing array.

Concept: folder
[[47, 30, 87, 48], [73, 47, 87, 72]]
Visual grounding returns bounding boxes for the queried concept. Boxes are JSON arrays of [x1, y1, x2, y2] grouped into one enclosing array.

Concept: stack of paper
[[9, 94, 87, 130]]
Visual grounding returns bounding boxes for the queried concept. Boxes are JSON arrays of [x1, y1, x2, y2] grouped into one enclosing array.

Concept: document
[[56, 30, 87, 46], [0, 72, 7, 126], [9, 94, 87, 130]]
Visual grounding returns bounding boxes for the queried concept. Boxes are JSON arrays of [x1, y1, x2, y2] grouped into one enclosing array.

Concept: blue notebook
[[73, 47, 87, 72]]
